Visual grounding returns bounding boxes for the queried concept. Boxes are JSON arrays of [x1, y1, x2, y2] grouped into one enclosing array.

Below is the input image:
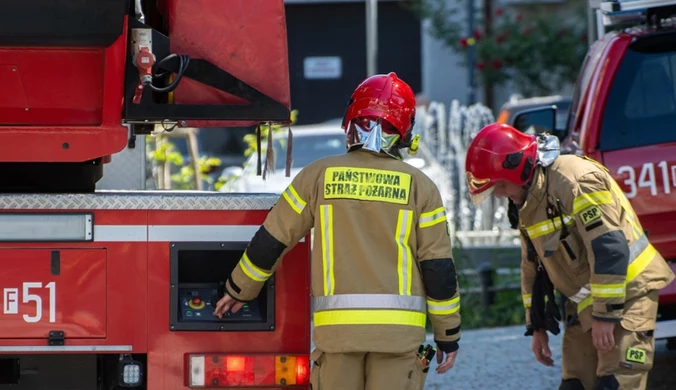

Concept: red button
[[192, 297, 202, 305]]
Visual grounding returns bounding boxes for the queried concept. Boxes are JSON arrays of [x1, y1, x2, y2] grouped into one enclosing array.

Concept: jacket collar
[[519, 165, 548, 217]]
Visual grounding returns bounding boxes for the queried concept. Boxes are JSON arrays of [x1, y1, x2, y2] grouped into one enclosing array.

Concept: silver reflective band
[[397, 210, 413, 296], [568, 284, 591, 304], [240, 254, 270, 282], [313, 294, 426, 312], [567, 234, 649, 303], [629, 234, 649, 262], [427, 298, 459, 314], [419, 210, 445, 225], [321, 204, 334, 295], [283, 186, 306, 214]]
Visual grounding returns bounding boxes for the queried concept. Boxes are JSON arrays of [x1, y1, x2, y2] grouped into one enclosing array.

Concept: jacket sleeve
[[415, 185, 461, 353], [520, 232, 537, 328], [566, 171, 630, 322], [225, 166, 316, 302]]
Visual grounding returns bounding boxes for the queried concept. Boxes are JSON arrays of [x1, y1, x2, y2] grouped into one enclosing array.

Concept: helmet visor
[[470, 186, 494, 205], [465, 171, 494, 205]]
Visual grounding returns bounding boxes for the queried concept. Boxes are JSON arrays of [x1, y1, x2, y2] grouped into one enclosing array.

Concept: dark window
[[554, 101, 571, 133], [600, 34, 676, 151]]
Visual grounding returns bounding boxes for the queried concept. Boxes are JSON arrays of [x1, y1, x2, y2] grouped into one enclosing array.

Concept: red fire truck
[[0, 1, 312, 388], [510, 0, 676, 347]]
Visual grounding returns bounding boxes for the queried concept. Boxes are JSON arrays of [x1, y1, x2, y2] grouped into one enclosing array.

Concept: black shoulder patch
[[420, 258, 457, 300], [591, 230, 629, 276], [246, 226, 287, 271]]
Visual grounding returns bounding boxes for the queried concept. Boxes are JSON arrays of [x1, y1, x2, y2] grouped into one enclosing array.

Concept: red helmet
[[341, 72, 416, 137], [465, 123, 538, 204]]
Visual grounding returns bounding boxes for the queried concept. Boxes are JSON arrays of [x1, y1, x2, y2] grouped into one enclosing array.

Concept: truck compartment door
[[165, 0, 291, 128], [0, 249, 107, 339]]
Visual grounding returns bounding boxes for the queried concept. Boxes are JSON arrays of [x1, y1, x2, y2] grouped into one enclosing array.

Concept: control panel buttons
[[188, 295, 206, 310], [178, 286, 262, 323]]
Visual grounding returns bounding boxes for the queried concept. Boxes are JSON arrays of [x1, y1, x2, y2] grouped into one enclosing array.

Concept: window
[[566, 39, 605, 137], [249, 133, 345, 171], [600, 35, 676, 151]]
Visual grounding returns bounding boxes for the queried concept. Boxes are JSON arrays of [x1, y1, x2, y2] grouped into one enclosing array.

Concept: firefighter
[[214, 72, 461, 390], [464, 123, 675, 390]]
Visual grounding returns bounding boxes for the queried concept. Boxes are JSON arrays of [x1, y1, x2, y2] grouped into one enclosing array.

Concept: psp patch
[[626, 347, 647, 364], [580, 205, 602, 230]]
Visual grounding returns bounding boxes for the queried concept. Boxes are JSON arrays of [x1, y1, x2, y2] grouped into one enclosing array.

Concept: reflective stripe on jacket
[[519, 155, 674, 332], [225, 149, 461, 354]]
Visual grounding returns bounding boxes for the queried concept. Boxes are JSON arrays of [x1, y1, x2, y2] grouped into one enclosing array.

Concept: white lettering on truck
[[617, 161, 676, 198], [2, 282, 56, 323]]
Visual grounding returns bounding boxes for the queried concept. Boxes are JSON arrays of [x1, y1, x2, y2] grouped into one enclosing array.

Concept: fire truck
[[0, 1, 312, 389], [510, 0, 676, 347]]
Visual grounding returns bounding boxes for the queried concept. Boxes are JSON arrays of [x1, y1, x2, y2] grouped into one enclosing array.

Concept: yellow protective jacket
[[225, 148, 462, 354], [518, 154, 675, 332]]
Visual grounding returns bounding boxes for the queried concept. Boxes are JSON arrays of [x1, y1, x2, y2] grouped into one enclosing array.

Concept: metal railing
[[412, 99, 520, 249], [410, 99, 524, 310]]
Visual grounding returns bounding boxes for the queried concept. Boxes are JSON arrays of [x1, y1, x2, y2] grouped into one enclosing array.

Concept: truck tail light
[[188, 354, 310, 388]]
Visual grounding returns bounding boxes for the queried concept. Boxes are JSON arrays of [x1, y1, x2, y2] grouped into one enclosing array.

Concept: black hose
[[142, 53, 191, 94]]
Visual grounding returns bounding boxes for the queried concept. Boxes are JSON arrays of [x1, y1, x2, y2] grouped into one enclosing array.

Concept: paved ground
[[312, 325, 676, 389], [422, 326, 562, 389], [421, 326, 676, 390]]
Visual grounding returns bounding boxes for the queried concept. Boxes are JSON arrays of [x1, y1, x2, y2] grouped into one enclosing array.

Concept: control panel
[[178, 285, 262, 323], [169, 241, 275, 332]]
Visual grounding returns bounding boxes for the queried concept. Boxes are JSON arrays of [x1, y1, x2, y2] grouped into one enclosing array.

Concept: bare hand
[[592, 319, 616, 353], [435, 349, 458, 374], [532, 329, 554, 366], [213, 293, 245, 319]]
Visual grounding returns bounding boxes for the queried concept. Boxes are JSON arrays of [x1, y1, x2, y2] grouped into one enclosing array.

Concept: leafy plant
[[145, 130, 225, 190], [242, 109, 299, 157], [426, 233, 527, 331], [145, 110, 299, 190], [406, 0, 589, 96]]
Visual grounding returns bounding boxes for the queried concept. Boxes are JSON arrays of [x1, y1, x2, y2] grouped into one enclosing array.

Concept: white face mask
[[537, 134, 560, 167]]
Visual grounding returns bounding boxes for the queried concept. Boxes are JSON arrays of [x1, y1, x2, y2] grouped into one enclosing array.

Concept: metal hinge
[[48, 330, 65, 346]]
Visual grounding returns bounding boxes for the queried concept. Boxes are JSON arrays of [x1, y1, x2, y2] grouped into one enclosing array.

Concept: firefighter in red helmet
[[465, 123, 674, 390], [214, 72, 462, 389]]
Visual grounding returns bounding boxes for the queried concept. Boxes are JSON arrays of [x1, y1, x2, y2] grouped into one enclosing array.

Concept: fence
[[412, 99, 523, 307]]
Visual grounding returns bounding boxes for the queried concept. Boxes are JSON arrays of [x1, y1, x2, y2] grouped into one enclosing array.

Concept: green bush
[[426, 238, 527, 333]]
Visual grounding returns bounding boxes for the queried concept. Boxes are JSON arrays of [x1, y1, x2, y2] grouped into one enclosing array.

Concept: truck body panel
[[167, 0, 292, 129], [0, 248, 108, 340], [0, 192, 311, 389], [0, 1, 307, 387]]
